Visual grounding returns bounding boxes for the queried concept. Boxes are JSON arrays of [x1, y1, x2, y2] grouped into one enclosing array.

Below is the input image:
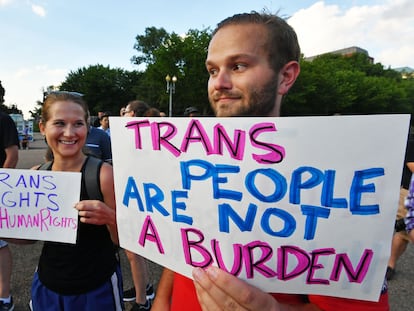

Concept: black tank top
[[37, 157, 117, 295]]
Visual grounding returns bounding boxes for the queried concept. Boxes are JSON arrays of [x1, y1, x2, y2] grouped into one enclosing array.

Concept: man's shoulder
[[89, 127, 109, 138]]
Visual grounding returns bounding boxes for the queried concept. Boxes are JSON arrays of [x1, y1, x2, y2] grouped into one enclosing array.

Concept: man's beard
[[242, 76, 279, 117], [211, 76, 279, 117]]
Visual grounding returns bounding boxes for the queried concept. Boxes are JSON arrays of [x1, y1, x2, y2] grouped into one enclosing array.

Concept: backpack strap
[[83, 156, 104, 201]]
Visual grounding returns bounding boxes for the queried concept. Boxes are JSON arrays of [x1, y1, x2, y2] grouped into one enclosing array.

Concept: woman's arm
[[152, 268, 174, 311]]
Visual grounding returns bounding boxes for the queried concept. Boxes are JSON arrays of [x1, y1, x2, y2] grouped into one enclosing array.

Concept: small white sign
[[0, 168, 81, 243]]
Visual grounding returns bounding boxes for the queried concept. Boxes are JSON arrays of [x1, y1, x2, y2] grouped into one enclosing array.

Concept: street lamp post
[[165, 74, 177, 117]]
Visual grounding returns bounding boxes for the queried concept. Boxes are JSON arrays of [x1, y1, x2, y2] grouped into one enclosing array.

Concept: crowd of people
[[1, 10, 413, 311]]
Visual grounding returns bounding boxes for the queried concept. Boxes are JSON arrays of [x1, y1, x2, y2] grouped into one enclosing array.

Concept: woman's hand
[[75, 199, 115, 226]]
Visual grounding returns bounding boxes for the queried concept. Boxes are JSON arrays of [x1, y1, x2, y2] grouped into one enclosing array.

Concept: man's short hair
[[213, 11, 300, 74], [127, 100, 150, 117]]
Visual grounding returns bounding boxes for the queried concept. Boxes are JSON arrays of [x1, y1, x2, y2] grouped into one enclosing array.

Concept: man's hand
[[192, 267, 281, 311], [193, 267, 321, 311]]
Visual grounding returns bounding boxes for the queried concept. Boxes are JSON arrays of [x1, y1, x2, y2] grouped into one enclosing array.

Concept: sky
[[1, 0, 413, 119]]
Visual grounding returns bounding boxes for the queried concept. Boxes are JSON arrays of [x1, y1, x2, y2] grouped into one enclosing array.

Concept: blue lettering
[[218, 203, 257, 233], [246, 168, 287, 203], [181, 160, 242, 200], [213, 164, 242, 201], [180, 160, 214, 189], [172, 190, 193, 225], [143, 183, 169, 216], [47, 193, 59, 211], [321, 170, 347, 208], [290, 167, 324, 204], [301, 205, 331, 240], [350, 168, 384, 215], [123, 177, 145, 211], [261, 208, 296, 237]]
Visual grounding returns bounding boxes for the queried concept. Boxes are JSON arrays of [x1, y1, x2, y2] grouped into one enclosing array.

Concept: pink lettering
[[126, 119, 285, 164], [138, 215, 165, 254], [278, 245, 310, 280], [307, 248, 335, 284], [180, 229, 374, 285], [250, 122, 285, 164], [181, 228, 213, 267], [213, 124, 246, 160], [330, 249, 373, 283], [180, 119, 214, 155], [243, 240, 277, 278]]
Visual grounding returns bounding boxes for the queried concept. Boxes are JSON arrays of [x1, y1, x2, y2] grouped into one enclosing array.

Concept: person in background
[[21, 125, 30, 149], [92, 111, 104, 127], [386, 135, 414, 280], [122, 99, 155, 311], [183, 106, 200, 117], [120, 107, 126, 116], [98, 111, 111, 137], [152, 11, 389, 311], [85, 126, 112, 163], [0, 111, 19, 311], [123, 100, 150, 118], [144, 107, 161, 117], [405, 169, 414, 242], [85, 111, 112, 163]]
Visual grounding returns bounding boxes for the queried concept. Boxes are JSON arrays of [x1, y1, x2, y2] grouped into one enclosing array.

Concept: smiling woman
[[40, 93, 89, 163], [8, 91, 126, 311]]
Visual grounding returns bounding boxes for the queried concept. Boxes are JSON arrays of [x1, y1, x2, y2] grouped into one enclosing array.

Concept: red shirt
[[170, 273, 389, 311]]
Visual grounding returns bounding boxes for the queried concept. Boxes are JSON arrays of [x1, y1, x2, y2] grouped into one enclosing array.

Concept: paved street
[[8, 133, 414, 310]]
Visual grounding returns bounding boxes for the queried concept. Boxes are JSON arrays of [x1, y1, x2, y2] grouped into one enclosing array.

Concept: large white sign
[[0, 169, 81, 243], [111, 115, 409, 301]]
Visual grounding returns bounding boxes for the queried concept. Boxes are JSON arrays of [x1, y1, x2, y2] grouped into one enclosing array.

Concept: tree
[[29, 100, 43, 122], [283, 53, 414, 117], [59, 65, 142, 115], [131, 27, 212, 116], [131, 27, 169, 67]]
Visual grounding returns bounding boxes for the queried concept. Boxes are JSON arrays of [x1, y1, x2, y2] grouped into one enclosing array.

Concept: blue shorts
[[31, 264, 124, 311]]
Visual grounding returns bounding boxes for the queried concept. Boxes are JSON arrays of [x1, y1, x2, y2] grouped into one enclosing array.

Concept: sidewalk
[[8, 133, 414, 310]]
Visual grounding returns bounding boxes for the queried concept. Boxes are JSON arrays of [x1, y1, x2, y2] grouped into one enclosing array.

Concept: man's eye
[[54, 121, 65, 126], [208, 68, 218, 76], [233, 64, 247, 71]]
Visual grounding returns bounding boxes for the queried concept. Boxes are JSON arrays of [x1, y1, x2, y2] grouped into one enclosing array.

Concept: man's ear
[[278, 61, 300, 95]]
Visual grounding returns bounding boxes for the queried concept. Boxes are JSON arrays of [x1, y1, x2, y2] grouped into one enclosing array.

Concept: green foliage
[[0, 81, 22, 114], [131, 27, 212, 115], [59, 65, 142, 115], [283, 53, 414, 118], [131, 27, 169, 66], [0, 103, 22, 114]]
